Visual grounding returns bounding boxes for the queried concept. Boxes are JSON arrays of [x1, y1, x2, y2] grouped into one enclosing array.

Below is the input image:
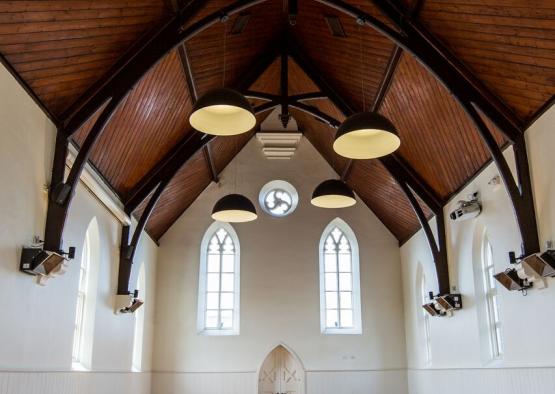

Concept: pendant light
[[333, 22, 400, 160], [189, 17, 255, 136], [212, 194, 257, 222], [189, 87, 256, 136], [311, 179, 356, 209], [333, 112, 400, 159]]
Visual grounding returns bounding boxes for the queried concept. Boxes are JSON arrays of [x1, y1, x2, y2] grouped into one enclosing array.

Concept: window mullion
[[335, 241, 341, 328], [218, 241, 224, 329]]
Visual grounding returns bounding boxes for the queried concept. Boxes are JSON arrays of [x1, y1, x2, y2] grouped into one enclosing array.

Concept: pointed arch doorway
[[258, 345, 305, 394]]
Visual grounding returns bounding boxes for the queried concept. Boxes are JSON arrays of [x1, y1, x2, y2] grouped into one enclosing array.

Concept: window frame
[[420, 272, 432, 365], [319, 218, 362, 335], [197, 221, 241, 336], [258, 180, 299, 217], [132, 263, 146, 372], [72, 230, 91, 369], [482, 235, 503, 360]]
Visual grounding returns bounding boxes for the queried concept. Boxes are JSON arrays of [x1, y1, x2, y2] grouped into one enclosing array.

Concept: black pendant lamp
[[212, 193, 258, 223], [189, 88, 256, 136], [311, 179, 356, 209], [333, 112, 400, 159]]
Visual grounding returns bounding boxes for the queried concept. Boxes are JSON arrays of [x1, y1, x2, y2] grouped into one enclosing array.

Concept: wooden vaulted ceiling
[[1, 0, 553, 243]]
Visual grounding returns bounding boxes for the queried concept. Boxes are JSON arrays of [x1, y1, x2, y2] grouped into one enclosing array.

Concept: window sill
[[198, 329, 239, 336], [71, 362, 89, 371], [321, 327, 362, 335]]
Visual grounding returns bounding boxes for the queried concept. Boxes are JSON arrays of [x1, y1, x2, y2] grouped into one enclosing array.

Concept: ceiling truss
[[35, 0, 542, 297]]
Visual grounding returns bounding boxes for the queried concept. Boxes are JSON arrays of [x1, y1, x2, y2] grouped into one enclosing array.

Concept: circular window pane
[[259, 180, 298, 217]]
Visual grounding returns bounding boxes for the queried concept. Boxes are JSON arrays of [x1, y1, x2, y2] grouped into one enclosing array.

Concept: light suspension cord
[[359, 24, 365, 112], [222, 17, 228, 87]]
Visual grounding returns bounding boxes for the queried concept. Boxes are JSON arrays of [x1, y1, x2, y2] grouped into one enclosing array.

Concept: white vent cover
[[257, 109, 302, 159], [256, 132, 302, 159]]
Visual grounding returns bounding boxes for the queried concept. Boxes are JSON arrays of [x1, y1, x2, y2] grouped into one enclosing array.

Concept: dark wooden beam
[[244, 91, 280, 101], [124, 100, 278, 215], [289, 101, 341, 128], [123, 45, 279, 214], [280, 39, 290, 128], [371, 45, 403, 112], [124, 132, 213, 215], [289, 41, 355, 116], [203, 144, 219, 183], [61, 0, 263, 136], [43, 97, 120, 252], [396, 179, 450, 295], [289, 39, 442, 210], [380, 155, 442, 214], [118, 152, 182, 295], [463, 103, 540, 256], [289, 92, 327, 102], [316, 0, 523, 141], [288, 40, 450, 294]]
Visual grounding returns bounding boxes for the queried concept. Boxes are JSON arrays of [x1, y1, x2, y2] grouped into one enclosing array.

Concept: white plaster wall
[[0, 64, 157, 393], [152, 137, 407, 393], [400, 105, 555, 394]]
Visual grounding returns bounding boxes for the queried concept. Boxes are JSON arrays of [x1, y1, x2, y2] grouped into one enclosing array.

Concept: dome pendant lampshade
[[311, 180, 356, 209], [212, 194, 258, 222], [333, 112, 400, 159], [189, 88, 256, 136]]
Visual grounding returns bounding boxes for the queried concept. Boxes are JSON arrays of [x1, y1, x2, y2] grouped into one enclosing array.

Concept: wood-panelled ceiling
[[0, 0, 168, 117], [418, 0, 555, 122], [73, 49, 194, 198], [292, 0, 396, 113], [1, 0, 553, 243], [380, 52, 506, 199]]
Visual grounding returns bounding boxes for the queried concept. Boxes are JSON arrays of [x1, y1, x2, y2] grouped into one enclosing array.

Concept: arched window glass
[[72, 218, 99, 370], [420, 273, 432, 365], [319, 218, 361, 334], [72, 230, 90, 367], [198, 222, 240, 335], [482, 236, 503, 359], [132, 264, 146, 371]]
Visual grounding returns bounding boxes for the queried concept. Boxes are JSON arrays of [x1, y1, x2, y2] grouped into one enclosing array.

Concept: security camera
[[449, 192, 481, 221]]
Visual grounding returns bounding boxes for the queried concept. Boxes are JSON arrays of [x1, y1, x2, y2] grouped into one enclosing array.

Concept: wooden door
[[258, 346, 303, 394]]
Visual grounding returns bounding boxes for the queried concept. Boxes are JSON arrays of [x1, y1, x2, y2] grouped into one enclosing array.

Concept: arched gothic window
[[132, 263, 146, 371], [319, 218, 362, 334], [482, 234, 503, 359], [72, 218, 100, 370], [197, 222, 240, 335], [420, 272, 432, 364]]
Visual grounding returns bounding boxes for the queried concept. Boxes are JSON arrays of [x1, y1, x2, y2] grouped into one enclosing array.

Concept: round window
[[259, 180, 299, 217]]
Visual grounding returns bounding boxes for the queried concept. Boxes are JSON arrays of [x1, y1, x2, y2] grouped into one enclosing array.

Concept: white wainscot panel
[[0, 372, 151, 394], [408, 368, 555, 394]]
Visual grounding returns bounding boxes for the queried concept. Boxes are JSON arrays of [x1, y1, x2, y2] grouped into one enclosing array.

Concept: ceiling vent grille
[[231, 13, 251, 34], [324, 15, 346, 37]]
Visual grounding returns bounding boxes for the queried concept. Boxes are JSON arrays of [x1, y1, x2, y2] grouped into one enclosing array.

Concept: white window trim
[[258, 179, 299, 217], [319, 218, 362, 335], [420, 272, 432, 365], [72, 218, 100, 371], [482, 234, 503, 360], [197, 221, 241, 336], [132, 263, 146, 372]]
